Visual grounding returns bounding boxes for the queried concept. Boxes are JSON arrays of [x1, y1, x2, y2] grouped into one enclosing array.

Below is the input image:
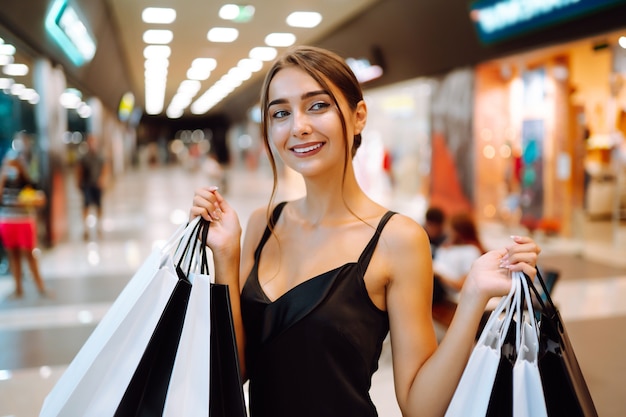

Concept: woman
[[0, 151, 47, 298], [433, 212, 486, 303], [190, 46, 540, 417]]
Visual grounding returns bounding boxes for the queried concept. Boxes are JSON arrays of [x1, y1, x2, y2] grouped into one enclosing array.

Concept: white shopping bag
[[445, 278, 519, 417], [162, 271, 212, 417], [39, 218, 201, 417], [513, 271, 548, 417]]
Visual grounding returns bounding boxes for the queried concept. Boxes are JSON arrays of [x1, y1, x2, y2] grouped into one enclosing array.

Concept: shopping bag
[[512, 271, 547, 417], [210, 282, 247, 417], [484, 319, 516, 417], [141, 220, 247, 417], [113, 275, 192, 417], [114, 218, 206, 416], [445, 278, 519, 417], [162, 218, 212, 417], [39, 218, 202, 417], [161, 271, 211, 417], [532, 270, 599, 417]]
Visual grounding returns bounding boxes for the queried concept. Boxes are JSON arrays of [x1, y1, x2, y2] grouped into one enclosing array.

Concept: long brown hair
[[449, 212, 486, 254], [259, 46, 364, 215]]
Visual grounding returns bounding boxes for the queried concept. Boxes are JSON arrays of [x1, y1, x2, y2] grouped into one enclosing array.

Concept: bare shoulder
[[380, 212, 430, 254], [376, 213, 432, 286], [243, 206, 270, 248]]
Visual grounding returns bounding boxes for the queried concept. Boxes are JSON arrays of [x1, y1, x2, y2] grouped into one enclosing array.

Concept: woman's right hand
[[190, 186, 242, 257]]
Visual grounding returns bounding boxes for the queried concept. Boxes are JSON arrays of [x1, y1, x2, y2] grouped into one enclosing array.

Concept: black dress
[[241, 202, 395, 417]]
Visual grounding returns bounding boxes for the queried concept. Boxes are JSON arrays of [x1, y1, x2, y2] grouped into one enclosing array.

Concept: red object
[[0, 218, 36, 249]]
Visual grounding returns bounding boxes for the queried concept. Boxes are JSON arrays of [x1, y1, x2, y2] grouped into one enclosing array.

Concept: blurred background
[[0, 0, 625, 416]]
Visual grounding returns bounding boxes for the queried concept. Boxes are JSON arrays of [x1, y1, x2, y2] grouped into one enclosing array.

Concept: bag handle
[[476, 273, 519, 347], [514, 271, 540, 353], [199, 218, 211, 276]]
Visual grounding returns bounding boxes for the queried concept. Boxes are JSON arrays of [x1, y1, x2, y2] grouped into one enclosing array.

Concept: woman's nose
[[291, 111, 312, 137]]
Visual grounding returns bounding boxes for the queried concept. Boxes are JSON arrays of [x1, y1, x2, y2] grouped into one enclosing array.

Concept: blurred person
[[189, 46, 541, 417], [423, 206, 447, 302], [76, 134, 108, 240], [0, 151, 47, 298], [433, 212, 487, 304], [423, 206, 447, 258]]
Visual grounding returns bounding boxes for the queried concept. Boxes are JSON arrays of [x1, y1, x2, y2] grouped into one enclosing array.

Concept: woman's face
[[266, 66, 365, 178]]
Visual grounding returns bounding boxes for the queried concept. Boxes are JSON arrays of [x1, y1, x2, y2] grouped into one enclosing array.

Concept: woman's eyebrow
[[268, 90, 329, 108]]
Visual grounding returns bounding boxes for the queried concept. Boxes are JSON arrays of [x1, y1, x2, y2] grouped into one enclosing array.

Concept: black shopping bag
[[538, 305, 598, 417], [114, 274, 192, 417], [210, 283, 247, 417], [115, 219, 201, 417], [529, 271, 599, 417], [485, 320, 516, 417]]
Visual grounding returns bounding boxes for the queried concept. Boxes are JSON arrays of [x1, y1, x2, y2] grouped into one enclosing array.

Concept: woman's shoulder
[[380, 212, 430, 253], [244, 202, 287, 239]]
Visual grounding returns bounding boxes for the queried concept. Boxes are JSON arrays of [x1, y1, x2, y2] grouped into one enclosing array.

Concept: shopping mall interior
[[1, 0, 626, 416]]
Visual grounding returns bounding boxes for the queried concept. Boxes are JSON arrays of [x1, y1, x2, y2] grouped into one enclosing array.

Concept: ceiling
[[2, 0, 626, 126], [106, 0, 382, 120]]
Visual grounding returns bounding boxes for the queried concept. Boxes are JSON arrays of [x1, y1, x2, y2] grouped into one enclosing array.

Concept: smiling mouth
[[292, 143, 323, 154]]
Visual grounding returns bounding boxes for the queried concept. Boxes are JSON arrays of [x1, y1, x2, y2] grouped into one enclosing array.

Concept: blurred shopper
[[423, 206, 447, 258], [423, 206, 447, 302], [433, 212, 487, 303], [0, 151, 47, 298], [189, 46, 541, 417], [76, 134, 108, 240]]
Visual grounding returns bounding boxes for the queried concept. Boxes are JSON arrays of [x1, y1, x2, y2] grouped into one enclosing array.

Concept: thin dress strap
[[253, 201, 287, 260], [358, 211, 396, 271]]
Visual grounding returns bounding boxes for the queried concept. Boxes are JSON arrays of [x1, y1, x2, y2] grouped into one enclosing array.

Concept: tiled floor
[[0, 163, 625, 417]]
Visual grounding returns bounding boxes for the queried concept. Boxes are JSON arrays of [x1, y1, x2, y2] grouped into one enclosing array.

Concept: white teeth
[[293, 143, 322, 153]]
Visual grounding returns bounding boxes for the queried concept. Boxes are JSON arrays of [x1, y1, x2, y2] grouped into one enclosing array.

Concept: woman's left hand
[[464, 235, 541, 302]]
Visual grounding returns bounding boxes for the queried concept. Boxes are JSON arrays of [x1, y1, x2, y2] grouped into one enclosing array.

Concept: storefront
[[473, 30, 626, 242]]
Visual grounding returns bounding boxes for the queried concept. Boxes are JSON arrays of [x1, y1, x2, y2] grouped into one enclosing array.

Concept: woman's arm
[[385, 217, 539, 417]]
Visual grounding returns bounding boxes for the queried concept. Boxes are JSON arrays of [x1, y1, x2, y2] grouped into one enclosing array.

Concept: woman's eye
[[310, 101, 330, 111], [272, 109, 290, 119]]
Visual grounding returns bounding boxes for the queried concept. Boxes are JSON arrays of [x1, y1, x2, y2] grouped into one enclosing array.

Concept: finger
[[506, 261, 537, 279], [191, 187, 221, 221], [502, 251, 538, 269], [211, 189, 232, 213], [509, 235, 542, 254]]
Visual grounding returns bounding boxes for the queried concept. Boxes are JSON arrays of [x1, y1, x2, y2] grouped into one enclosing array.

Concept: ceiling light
[[3, 63, 29, 76], [77, 102, 92, 118], [0, 44, 16, 56], [187, 67, 210, 80], [145, 79, 165, 114], [145, 58, 169, 70], [178, 80, 201, 96], [18, 88, 38, 101], [228, 66, 252, 81], [238, 58, 263, 72], [143, 30, 173, 44], [0, 55, 14, 66], [192, 58, 217, 72], [219, 4, 255, 22], [0, 78, 13, 89], [142, 7, 176, 24], [145, 65, 168, 80], [249, 46, 277, 61], [207, 27, 239, 43], [143, 45, 171, 59], [10, 83, 25, 96], [286, 11, 322, 28], [265, 33, 296, 47], [166, 107, 184, 119], [620, 36, 626, 49], [59, 88, 82, 108]]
